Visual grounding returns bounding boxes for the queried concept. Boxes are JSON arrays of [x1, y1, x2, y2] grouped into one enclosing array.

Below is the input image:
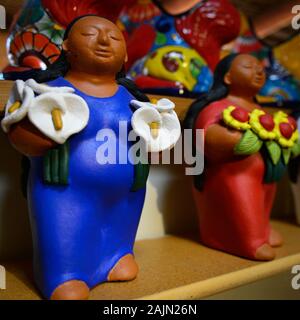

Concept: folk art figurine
[[226, 18, 300, 226], [1, 15, 180, 300], [184, 53, 300, 261]]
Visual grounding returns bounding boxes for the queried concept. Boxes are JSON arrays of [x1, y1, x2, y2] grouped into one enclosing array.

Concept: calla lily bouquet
[[223, 106, 300, 166]]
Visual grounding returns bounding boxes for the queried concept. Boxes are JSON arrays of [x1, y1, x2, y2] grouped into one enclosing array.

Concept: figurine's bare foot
[[269, 228, 283, 247], [254, 243, 276, 261], [108, 254, 139, 282], [50, 280, 89, 300]]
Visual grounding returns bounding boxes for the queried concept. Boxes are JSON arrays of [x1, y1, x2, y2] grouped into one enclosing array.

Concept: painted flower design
[[223, 106, 251, 131], [36, 14, 65, 45], [9, 31, 61, 70], [274, 111, 299, 148], [249, 109, 277, 140]]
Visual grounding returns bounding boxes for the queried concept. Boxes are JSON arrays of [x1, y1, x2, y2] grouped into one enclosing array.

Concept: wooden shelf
[[0, 81, 289, 122], [0, 81, 193, 121], [1, 220, 300, 300], [0, 81, 13, 113]]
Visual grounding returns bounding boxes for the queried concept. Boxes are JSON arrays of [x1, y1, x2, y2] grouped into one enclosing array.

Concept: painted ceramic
[[185, 54, 300, 261], [2, 16, 180, 300], [227, 17, 300, 229], [5, 0, 134, 72]]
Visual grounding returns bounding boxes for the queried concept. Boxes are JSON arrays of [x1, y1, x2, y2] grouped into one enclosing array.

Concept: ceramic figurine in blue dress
[[2, 15, 180, 300], [28, 78, 146, 300]]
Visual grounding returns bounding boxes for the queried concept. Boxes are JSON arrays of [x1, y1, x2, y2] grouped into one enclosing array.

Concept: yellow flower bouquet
[[222, 106, 300, 166]]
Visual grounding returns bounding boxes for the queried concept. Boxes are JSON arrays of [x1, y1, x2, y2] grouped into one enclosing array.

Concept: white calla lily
[[2, 78, 90, 144], [1, 80, 34, 132], [25, 79, 75, 94], [130, 98, 175, 112], [131, 99, 181, 152], [28, 92, 89, 144]]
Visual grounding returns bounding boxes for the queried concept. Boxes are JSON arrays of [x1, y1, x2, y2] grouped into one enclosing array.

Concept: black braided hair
[[183, 53, 239, 131], [183, 53, 239, 191]]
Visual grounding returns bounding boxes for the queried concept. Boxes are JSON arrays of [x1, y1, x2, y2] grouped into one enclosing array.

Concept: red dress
[[193, 98, 276, 259]]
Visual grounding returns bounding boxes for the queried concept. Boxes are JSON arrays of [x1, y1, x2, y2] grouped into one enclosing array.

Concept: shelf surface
[[1, 220, 300, 300], [0, 81, 289, 120]]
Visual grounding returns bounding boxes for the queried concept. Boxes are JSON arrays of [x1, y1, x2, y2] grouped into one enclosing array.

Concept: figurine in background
[[185, 53, 300, 261], [1, 16, 180, 300]]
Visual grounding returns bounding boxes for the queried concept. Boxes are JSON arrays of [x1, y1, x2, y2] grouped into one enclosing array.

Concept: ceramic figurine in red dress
[[185, 54, 300, 260]]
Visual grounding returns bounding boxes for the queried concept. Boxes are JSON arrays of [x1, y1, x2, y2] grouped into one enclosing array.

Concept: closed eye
[[109, 35, 121, 41], [81, 32, 96, 36]]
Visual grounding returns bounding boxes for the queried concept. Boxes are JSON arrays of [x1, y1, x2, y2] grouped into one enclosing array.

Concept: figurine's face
[[225, 54, 266, 95], [63, 16, 127, 75]]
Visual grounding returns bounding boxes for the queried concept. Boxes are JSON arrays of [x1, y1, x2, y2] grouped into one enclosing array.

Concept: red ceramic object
[[259, 114, 275, 131], [126, 24, 156, 69], [189, 54, 283, 261], [231, 107, 249, 123], [288, 116, 298, 130], [175, 0, 241, 70], [42, 0, 136, 27], [194, 98, 277, 260], [123, 0, 160, 23], [279, 123, 293, 139]]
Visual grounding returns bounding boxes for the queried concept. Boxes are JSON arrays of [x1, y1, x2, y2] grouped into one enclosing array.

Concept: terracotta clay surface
[[8, 118, 57, 157]]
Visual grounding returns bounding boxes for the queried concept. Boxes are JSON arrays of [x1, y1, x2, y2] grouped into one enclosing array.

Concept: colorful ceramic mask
[[121, 0, 241, 97]]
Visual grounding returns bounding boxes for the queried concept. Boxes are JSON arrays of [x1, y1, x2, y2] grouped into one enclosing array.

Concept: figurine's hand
[[8, 117, 57, 157], [2, 79, 89, 147], [204, 124, 243, 162]]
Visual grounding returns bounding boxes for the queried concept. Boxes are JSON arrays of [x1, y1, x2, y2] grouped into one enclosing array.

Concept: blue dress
[[27, 77, 146, 299]]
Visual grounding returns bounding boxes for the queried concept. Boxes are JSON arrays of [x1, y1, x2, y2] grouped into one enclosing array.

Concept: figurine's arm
[[204, 123, 242, 163], [7, 117, 57, 157], [2, 79, 89, 157]]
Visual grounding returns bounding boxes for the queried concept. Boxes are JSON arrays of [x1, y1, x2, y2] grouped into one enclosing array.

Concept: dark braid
[[183, 53, 239, 130], [183, 53, 239, 191]]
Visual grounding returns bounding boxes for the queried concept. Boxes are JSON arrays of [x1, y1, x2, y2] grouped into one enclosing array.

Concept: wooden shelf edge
[[1, 221, 300, 300], [0, 81, 292, 122], [139, 253, 300, 300]]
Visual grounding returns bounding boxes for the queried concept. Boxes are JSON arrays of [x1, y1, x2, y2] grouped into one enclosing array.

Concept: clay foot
[[108, 254, 139, 282], [254, 243, 276, 261], [50, 280, 89, 300], [269, 228, 283, 247]]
